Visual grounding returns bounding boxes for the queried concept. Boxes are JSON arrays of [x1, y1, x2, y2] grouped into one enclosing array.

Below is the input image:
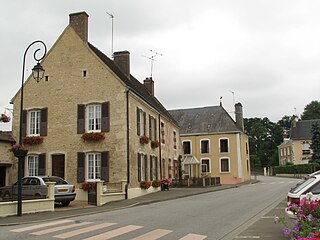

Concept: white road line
[[54, 222, 116, 239], [30, 221, 91, 236], [83, 225, 143, 240], [235, 236, 260, 239], [179, 233, 207, 240], [11, 219, 74, 232], [131, 229, 172, 240]]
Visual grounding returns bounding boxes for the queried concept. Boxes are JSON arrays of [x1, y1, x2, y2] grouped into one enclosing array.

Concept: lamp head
[[32, 62, 45, 82]]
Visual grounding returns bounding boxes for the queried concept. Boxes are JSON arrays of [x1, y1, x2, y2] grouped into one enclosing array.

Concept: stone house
[[10, 11, 181, 199], [0, 131, 15, 187], [169, 103, 251, 184], [278, 118, 320, 165]]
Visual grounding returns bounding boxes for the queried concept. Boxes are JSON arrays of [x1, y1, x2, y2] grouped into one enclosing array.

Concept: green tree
[[301, 100, 320, 120], [310, 122, 320, 163], [277, 115, 292, 131]]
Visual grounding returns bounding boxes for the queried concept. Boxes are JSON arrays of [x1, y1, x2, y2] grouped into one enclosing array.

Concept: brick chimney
[[143, 77, 154, 96], [235, 103, 244, 131], [113, 51, 130, 78], [69, 12, 89, 43]]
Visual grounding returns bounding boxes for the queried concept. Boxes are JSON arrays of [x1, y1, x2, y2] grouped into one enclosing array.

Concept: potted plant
[[160, 178, 170, 191], [152, 179, 161, 188], [81, 181, 96, 191], [151, 140, 159, 148], [81, 132, 105, 142], [0, 113, 10, 123], [11, 144, 28, 158], [139, 136, 149, 144], [23, 136, 44, 145], [140, 181, 151, 189]]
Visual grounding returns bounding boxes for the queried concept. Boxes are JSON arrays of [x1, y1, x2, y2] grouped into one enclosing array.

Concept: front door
[[52, 154, 65, 179], [0, 167, 6, 187]]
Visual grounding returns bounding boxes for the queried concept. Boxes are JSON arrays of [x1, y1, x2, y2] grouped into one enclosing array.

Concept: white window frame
[[28, 110, 41, 136], [86, 152, 101, 181], [220, 157, 230, 173], [86, 104, 101, 132], [27, 155, 39, 176], [219, 138, 229, 153], [151, 155, 157, 180], [201, 158, 211, 173], [139, 153, 146, 181], [183, 140, 192, 155], [200, 139, 210, 154]]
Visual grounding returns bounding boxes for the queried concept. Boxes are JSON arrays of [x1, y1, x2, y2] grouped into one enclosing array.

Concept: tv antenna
[[143, 50, 163, 78], [106, 12, 114, 58], [229, 90, 235, 106]]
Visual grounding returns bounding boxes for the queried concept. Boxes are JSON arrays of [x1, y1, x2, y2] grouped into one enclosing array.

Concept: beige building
[[169, 103, 251, 184], [10, 12, 180, 199], [278, 119, 320, 165], [0, 131, 15, 187]]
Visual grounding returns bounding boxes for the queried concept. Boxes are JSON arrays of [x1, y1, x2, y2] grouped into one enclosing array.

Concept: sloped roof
[[88, 43, 178, 127], [168, 106, 242, 135], [182, 155, 200, 165], [290, 119, 320, 140], [0, 131, 15, 143]]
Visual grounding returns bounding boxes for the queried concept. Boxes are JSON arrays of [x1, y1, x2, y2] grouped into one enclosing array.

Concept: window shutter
[[136, 107, 140, 136], [155, 157, 158, 180], [144, 154, 148, 181], [101, 151, 109, 182], [138, 153, 141, 182], [40, 108, 48, 136], [150, 156, 153, 181], [22, 110, 27, 137], [149, 115, 152, 141], [154, 118, 157, 140], [143, 112, 146, 136], [77, 152, 85, 183], [77, 105, 85, 134], [38, 153, 46, 175], [101, 102, 110, 132]]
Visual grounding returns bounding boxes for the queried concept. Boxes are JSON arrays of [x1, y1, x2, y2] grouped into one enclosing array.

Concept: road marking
[[179, 233, 207, 240], [261, 216, 276, 219], [131, 229, 172, 240], [235, 236, 260, 239], [83, 225, 143, 240], [11, 219, 74, 232], [54, 222, 116, 239], [31, 221, 91, 235]]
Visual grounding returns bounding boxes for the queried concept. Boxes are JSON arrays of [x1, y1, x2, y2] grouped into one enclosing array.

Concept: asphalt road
[[0, 176, 300, 240]]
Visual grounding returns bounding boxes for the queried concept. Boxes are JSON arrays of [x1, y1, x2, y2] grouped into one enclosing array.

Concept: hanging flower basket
[[81, 132, 105, 142], [139, 136, 149, 144], [140, 181, 151, 189], [0, 113, 10, 123], [11, 144, 28, 158], [81, 182, 96, 191], [23, 136, 43, 145], [151, 140, 159, 148]]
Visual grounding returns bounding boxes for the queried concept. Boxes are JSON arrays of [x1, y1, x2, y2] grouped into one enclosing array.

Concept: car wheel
[[61, 201, 70, 206]]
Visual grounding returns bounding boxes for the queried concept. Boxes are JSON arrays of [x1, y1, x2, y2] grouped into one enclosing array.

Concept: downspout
[[126, 89, 130, 199], [158, 114, 162, 179]]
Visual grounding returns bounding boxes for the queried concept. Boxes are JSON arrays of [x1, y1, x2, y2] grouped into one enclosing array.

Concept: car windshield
[[42, 177, 67, 185], [290, 177, 317, 194]]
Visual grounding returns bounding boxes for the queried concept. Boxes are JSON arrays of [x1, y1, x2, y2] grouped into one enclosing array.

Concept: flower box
[[152, 179, 161, 187], [140, 181, 151, 189], [139, 136, 149, 144], [0, 114, 10, 123], [81, 182, 96, 191], [151, 140, 159, 148], [81, 132, 105, 142], [11, 144, 28, 158], [23, 136, 43, 145]]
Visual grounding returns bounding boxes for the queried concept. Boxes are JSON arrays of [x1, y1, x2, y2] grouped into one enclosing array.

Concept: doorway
[[0, 167, 6, 187], [52, 154, 65, 179]]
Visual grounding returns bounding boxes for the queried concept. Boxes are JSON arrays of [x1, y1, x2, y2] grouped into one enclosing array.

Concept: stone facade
[[0, 131, 15, 186]]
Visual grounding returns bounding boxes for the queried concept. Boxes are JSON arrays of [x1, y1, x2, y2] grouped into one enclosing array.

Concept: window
[[201, 140, 210, 154], [150, 156, 157, 181], [149, 115, 157, 141], [173, 131, 177, 149], [183, 141, 191, 154], [87, 104, 101, 132], [137, 108, 146, 136], [220, 138, 229, 153], [302, 142, 311, 155], [27, 155, 39, 176], [201, 159, 210, 173], [220, 158, 230, 173], [161, 122, 165, 144], [173, 160, 178, 179], [28, 110, 41, 136], [138, 153, 147, 181], [246, 142, 249, 154], [86, 153, 101, 180]]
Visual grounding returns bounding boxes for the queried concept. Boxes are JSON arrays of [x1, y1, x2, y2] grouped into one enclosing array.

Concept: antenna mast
[[146, 50, 163, 78], [106, 12, 114, 58]]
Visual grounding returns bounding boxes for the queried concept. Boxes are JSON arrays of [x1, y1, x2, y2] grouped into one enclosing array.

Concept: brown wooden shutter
[[155, 157, 158, 180], [149, 115, 152, 141], [137, 108, 140, 136], [144, 154, 148, 181], [40, 108, 48, 136], [77, 152, 85, 183], [138, 153, 141, 182], [38, 153, 46, 175], [143, 112, 146, 136], [22, 110, 27, 137], [154, 118, 157, 140], [150, 156, 153, 181], [101, 151, 109, 182], [101, 102, 110, 132], [77, 105, 85, 134]]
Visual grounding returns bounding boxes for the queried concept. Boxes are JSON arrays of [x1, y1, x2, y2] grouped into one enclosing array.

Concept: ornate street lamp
[[17, 40, 47, 216]]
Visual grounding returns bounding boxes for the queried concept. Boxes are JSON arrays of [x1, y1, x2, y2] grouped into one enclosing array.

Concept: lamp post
[[17, 40, 46, 216]]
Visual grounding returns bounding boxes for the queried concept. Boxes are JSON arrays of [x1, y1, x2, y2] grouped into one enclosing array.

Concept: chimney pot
[[69, 12, 89, 42]]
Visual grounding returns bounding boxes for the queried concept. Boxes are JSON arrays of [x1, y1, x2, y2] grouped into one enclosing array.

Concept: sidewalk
[[0, 184, 238, 226]]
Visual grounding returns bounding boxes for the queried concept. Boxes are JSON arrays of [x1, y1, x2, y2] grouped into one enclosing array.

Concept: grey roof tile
[[290, 119, 320, 140]]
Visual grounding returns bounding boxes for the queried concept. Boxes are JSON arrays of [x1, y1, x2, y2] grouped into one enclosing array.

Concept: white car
[[286, 175, 320, 218]]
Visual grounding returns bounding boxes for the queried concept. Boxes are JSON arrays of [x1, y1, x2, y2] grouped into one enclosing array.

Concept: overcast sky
[[1, 0, 319, 131]]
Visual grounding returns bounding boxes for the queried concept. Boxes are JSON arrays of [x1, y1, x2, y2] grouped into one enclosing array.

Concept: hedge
[[275, 164, 320, 174]]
